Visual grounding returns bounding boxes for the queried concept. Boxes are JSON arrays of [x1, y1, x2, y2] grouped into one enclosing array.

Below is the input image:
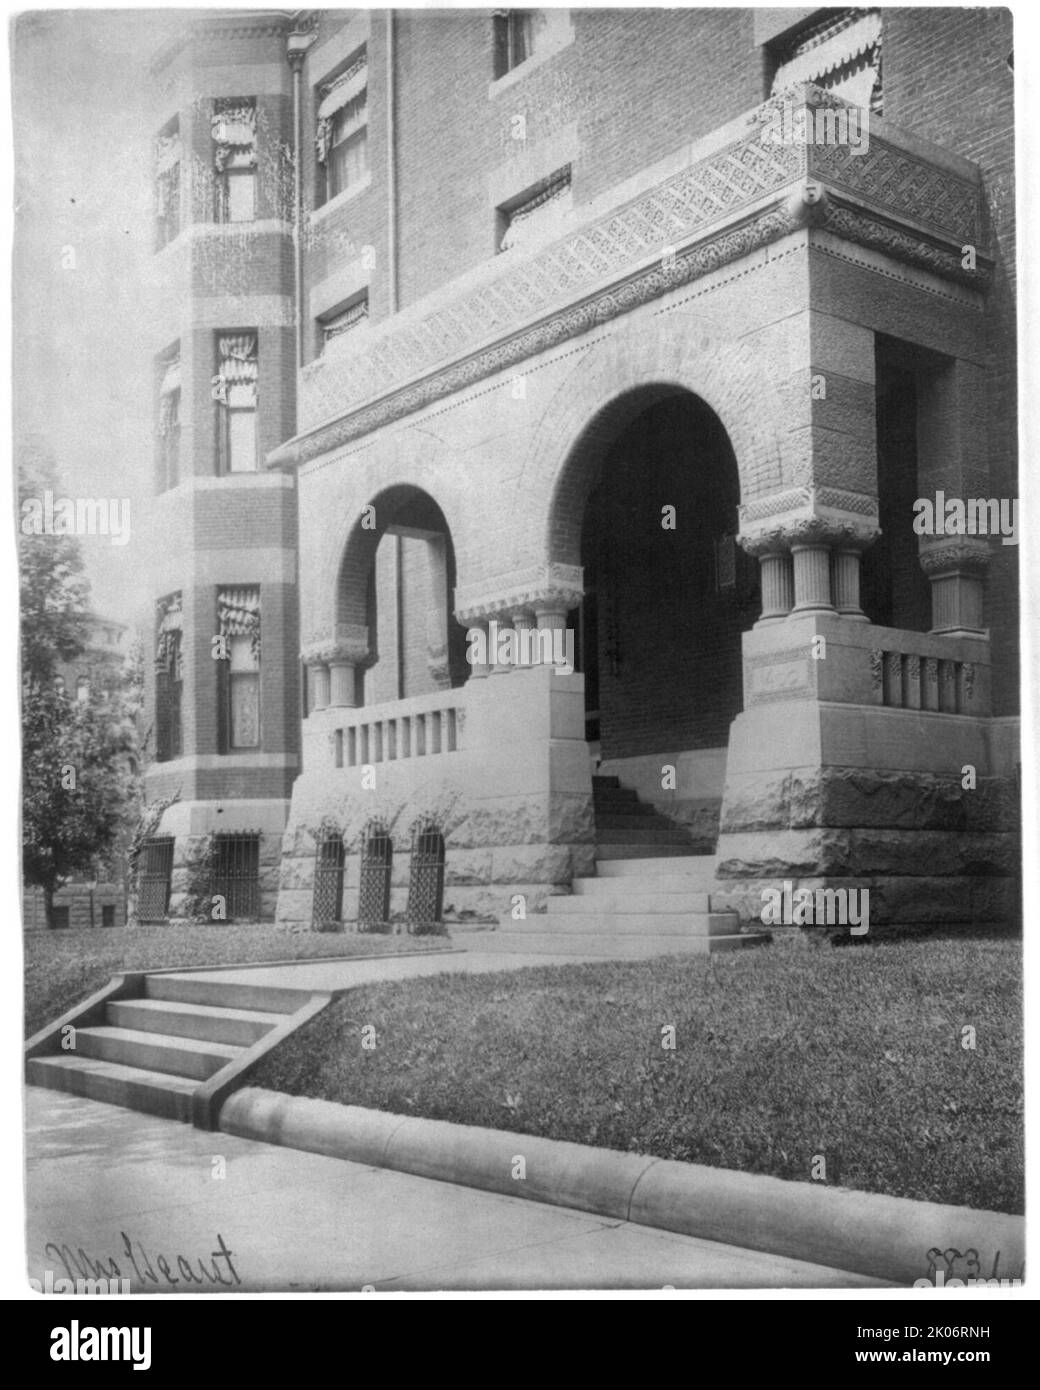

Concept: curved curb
[[220, 1087, 1024, 1285]]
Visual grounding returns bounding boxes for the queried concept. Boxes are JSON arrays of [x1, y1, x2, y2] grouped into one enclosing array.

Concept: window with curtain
[[155, 119, 181, 250], [770, 8, 882, 115], [157, 348, 181, 492], [212, 333, 258, 474], [499, 166, 572, 253], [217, 587, 261, 751], [155, 593, 183, 762], [315, 51, 369, 203], [493, 11, 535, 77], [320, 293, 369, 352], [212, 98, 257, 223]]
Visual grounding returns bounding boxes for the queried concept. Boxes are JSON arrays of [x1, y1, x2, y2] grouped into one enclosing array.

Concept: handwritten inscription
[[44, 1231, 241, 1289]]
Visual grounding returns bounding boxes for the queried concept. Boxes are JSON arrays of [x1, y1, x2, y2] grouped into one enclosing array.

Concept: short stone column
[[920, 540, 989, 636], [511, 608, 537, 666], [831, 546, 868, 620], [463, 619, 492, 680], [758, 551, 794, 622], [308, 662, 330, 712], [489, 612, 514, 675], [791, 542, 835, 614], [328, 657, 358, 708]]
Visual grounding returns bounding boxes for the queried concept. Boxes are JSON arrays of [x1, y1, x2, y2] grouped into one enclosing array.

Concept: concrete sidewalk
[[164, 944, 587, 993], [26, 1089, 887, 1292]]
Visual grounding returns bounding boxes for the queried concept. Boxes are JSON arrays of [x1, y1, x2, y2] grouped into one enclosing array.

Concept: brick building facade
[[142, 7, 1018, 937]]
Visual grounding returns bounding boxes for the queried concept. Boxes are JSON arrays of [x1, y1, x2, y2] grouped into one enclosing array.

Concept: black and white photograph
[[8, 2, 1031, 1316]]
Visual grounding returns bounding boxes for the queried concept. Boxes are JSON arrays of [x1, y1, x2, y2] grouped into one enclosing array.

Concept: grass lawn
[[251, 934, 1023, 1214], [24, 925, 449, 1039]]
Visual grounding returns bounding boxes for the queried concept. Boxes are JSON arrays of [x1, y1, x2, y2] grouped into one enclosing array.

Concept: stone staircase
[[26, 971, 326, 1127], [481, 776, 770, 958]]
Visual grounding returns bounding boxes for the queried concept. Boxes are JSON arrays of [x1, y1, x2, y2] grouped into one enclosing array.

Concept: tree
[[22, 683, 138, 925], [18, 439, 90, 692], [19, 441, 140, 925]]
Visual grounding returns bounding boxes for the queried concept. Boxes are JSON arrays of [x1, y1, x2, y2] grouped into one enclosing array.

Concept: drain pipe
[[386, 8, 398, 314], [288, 28, 316, 370]]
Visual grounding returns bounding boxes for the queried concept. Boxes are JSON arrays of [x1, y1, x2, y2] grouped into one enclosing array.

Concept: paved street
[[25, 1089, 887, 1293]]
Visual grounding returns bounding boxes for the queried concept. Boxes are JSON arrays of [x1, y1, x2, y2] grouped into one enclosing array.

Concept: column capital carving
[[918, 537, 991, 577], [739, 487, 880, 554], [455, 563, 584, 625], [302, 623, 371, 667]]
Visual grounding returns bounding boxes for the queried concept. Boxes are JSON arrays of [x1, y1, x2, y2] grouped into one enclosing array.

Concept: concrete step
[[595, 827, 693, 845], [574, 875, 718, 896], [476, 931, 770, 958], [107, 997, 283, 1047], [145, 972, 312, 1015], [74, 1026, 241, 1081], [548, 890, 712, 914], [594, 843, 698, 860], [540, 908, 736, 935], [594, 812, 679, 830], [27, 1054, 196, 1122], [596, 855, 719, 874], [591, 775, 621, 789]]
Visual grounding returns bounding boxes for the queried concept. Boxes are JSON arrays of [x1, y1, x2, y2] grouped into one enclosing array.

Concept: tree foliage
[[18, 439, 90, 691], [19, 442, 141, 921]]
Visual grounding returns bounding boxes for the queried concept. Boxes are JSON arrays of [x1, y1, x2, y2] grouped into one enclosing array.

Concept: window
[[212, 98, 257, 223], [357, 823, 392, 930], [769, 8, 882, 115], [138, 837, 174, 922], [313, 830, 347, 928], [319, 293, 369, 352], [316, 50, 368, 203], [494, 10, 534, 77], [498, 165, 571, 253], [155, 593, 183, 762], [211, 834, 261, 921], [407, 823, 445, 934], [217, 587, 261, 751], [212, 333, 258, 473], [157, 346, 181, 491], [50, 906, 70, 931], [101, 904, 116, 928], [155, 118, 181, 249]]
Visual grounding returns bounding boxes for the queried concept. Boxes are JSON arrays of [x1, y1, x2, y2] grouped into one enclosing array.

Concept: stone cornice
[[267, 88, 990, 470]]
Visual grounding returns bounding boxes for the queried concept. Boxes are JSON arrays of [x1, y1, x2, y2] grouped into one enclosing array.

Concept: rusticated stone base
[[712, 762, 1021, 933], [274, 790, 595, 931]]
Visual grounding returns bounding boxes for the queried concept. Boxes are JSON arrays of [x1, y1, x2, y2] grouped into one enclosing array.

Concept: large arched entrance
[[553, 386, 757, 830]]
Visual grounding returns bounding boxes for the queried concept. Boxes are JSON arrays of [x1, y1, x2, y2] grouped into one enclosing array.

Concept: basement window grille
[[212, 833, 261, 923], [357, 823, 393, 932], [312, 830, 346, 929], [406, 824, 445, 934], [138, 837, 174, 922]]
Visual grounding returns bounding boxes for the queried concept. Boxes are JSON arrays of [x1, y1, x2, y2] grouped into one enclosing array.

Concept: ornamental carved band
[[272, 86, 988, 469], [455, 564, 585, 625]]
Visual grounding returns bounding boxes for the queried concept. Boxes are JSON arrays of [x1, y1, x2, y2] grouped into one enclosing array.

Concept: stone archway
[[305, 484, 469, 712]]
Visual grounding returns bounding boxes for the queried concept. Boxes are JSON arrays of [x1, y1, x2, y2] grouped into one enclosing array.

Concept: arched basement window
[[407, 823, 445, 934], [312, 828, 346, 929], [357, 822, 392, 932]]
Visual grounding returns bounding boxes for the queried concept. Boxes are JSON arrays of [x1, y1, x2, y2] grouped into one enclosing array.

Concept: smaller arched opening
[[406, 821, 445, 934], [312, 827, 346, 929], [336, 486, 469, 705], [357, 821, 393, 932]]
